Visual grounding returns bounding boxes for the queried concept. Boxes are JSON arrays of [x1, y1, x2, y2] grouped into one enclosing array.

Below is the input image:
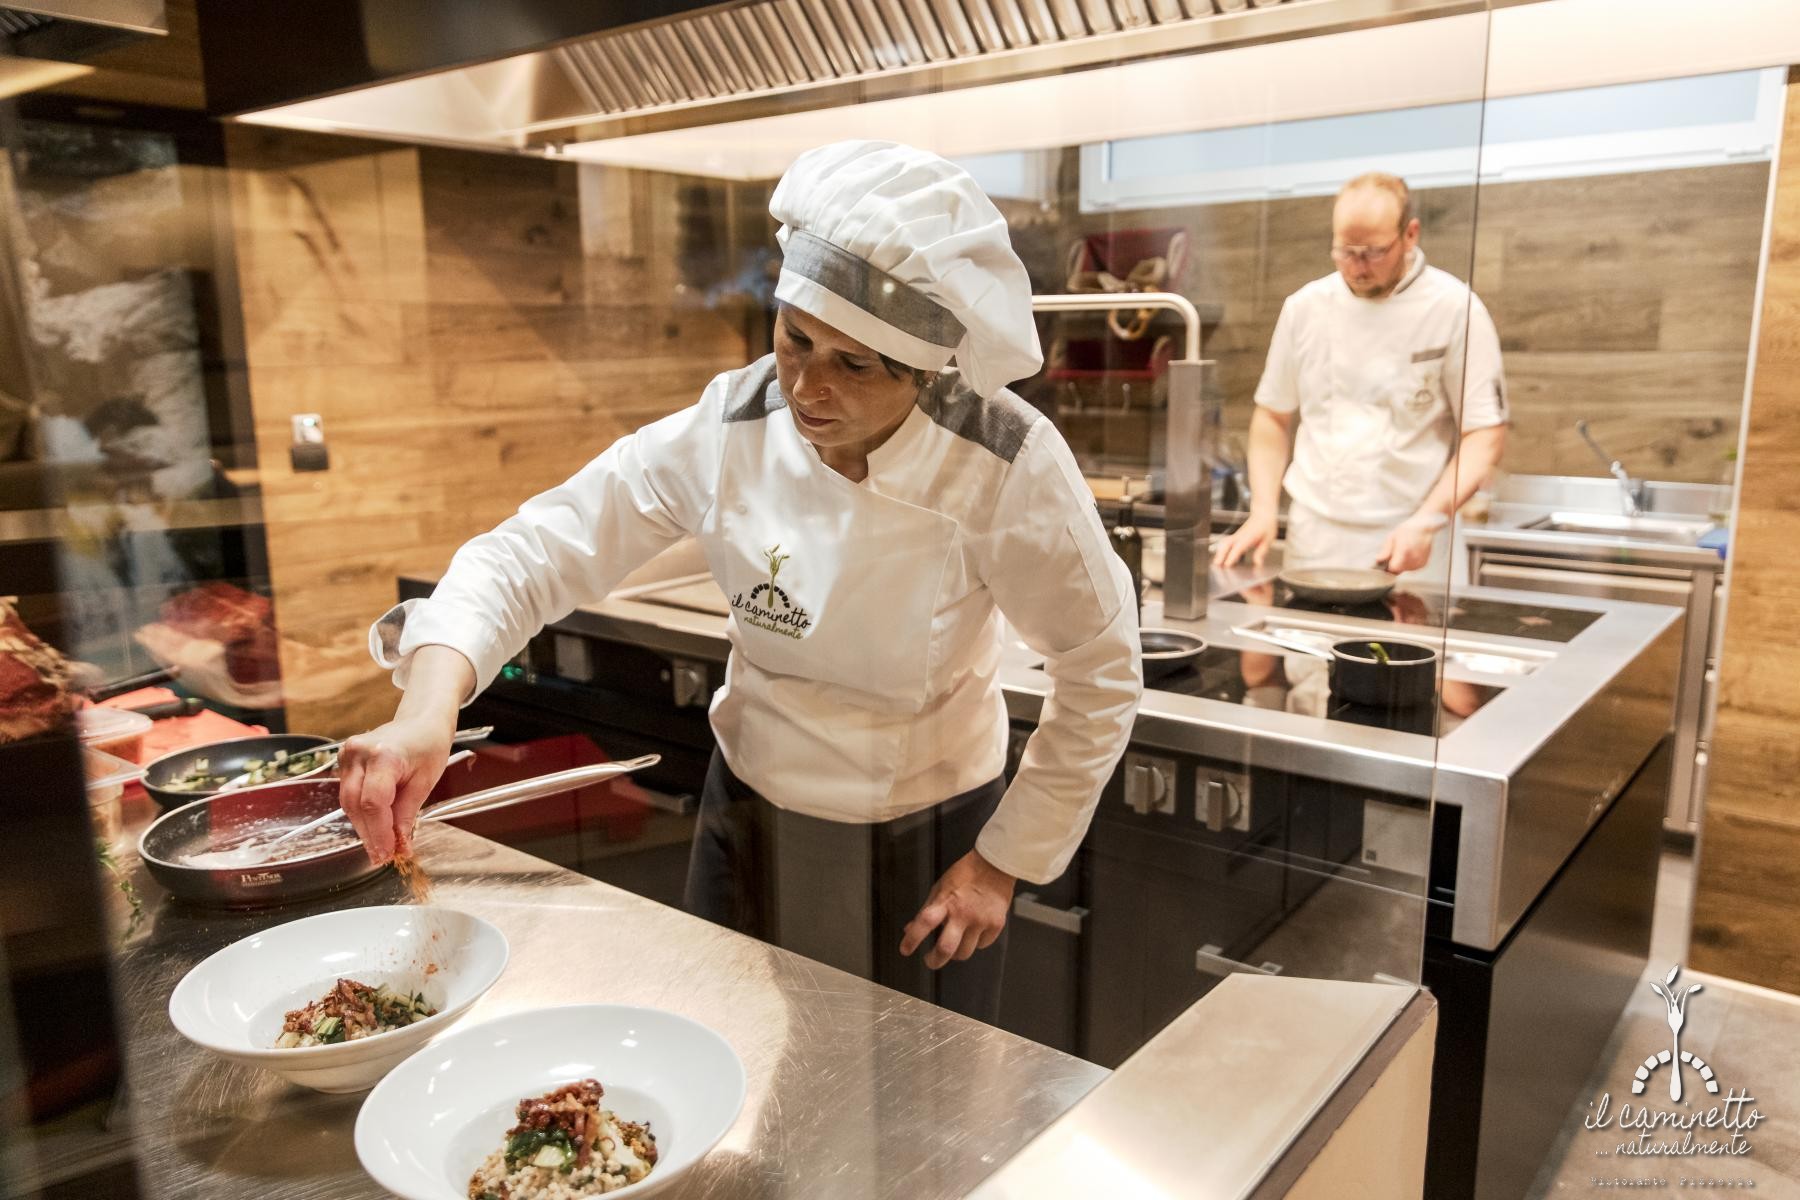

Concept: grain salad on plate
[[469, 1078, 657, 1199]]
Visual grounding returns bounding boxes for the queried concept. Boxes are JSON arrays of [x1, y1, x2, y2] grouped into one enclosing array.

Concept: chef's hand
[[338, 646, 470, 865], [1213, 511, 1279, 569], [900, 850, 1016, 970], [338, 717, 452, 865], [1378, 513, 1445, 575]]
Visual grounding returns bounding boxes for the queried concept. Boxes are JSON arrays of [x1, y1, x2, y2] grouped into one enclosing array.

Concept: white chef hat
[[769, 139, 1042, 400]]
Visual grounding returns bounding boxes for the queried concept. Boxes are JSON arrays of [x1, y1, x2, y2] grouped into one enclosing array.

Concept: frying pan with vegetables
[[142, 734, 334, 811]]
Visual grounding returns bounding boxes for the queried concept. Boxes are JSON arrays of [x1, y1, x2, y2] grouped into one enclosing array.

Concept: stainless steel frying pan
[[137, 757, 658, 907], [1277, 567, 1398, 606]]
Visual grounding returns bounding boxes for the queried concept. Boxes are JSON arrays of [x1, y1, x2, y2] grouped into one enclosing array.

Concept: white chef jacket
[[1255, 250, 1507, 527], [372, 356, 1142, 885]]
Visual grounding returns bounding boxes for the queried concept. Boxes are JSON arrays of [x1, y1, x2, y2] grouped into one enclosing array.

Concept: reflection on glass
[[1211, 171, 1505, 582]]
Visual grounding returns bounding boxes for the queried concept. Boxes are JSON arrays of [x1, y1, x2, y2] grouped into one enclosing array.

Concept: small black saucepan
[[1233, 627, 1439, 709], [1326, 638, 1437, 709], [138, 758, 659, 908], [142, 734, 334, 812]]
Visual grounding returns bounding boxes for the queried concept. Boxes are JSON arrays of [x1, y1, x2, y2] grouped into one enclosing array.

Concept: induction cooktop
[[1218, 583, 1600, 644], [1136, 644, 1500, 736]]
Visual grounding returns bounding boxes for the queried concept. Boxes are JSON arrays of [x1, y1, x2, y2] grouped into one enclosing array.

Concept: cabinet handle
[[1195, 944, 1283, 977], [636, 788, 698, 817], [1012, 892, 1088, 936]]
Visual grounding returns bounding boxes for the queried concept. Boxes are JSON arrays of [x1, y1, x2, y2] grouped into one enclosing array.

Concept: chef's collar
[[1393, 248, 1427, 295], [862, 400, 932, 482]]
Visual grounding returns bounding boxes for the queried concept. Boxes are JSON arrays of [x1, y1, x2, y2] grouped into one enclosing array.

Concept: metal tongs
[[232, 754, 661, 867]]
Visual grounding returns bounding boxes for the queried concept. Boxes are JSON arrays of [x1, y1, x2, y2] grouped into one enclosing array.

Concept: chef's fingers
[[338, 749, 373, 853], [953, 924, 985, 962], [1252, 535, 1271, 568], [391, 772, 433, 858], [928, 916, 968, 970], [900, 900, 947, 958], [390, 749, 447, 856], [350, 752, 404, 865], [975, 917, 1005, 952]]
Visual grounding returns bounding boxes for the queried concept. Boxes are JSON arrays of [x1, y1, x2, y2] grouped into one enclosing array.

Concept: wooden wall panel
[[1034, 160, 1767, 485], [1692, 68, 1800, 995], [228, 132, 755, 735]]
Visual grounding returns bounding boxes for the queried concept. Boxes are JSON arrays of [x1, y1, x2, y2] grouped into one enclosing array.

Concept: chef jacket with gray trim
[[1255, 250, 1508, 527], [371, 356, 1143, 886]]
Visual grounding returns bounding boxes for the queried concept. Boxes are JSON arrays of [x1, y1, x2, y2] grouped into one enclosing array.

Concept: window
[[1080, 68, 1784, 211]]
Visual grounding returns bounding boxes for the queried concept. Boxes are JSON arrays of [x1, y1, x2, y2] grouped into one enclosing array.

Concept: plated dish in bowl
[[468, 1078, 658, 1198], [356, 1004, 746, 1199], [169, 905, 507, 1092]]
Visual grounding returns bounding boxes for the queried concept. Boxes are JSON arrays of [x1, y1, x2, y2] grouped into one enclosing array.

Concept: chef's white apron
[[1284, 500, 1453, 585]]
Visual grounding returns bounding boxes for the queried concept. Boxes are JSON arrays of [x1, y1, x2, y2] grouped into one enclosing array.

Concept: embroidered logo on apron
[[730, 543, 815, 640]]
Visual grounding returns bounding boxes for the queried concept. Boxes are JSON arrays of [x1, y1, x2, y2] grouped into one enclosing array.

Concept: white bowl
[[168, 905, 508, 1093], [355, 1004, 747, 1200]]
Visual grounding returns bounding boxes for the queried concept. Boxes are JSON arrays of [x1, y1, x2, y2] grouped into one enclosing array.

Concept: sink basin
[[1520, 512, 1714, 544]]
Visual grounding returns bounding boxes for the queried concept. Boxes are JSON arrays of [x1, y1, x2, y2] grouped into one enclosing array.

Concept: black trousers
[[683, 749, 1009, 1025]]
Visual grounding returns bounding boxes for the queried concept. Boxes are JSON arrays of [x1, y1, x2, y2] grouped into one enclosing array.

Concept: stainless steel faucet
[[1577, 420, 1647, 516]]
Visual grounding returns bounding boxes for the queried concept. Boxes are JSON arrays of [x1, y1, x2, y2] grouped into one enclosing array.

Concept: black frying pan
[[1140, 628, 1207, 685], [141, 734, 333, 812]]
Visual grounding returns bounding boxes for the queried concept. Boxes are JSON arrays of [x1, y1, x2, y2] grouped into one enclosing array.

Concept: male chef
[[1213, 172, 1507, 577]]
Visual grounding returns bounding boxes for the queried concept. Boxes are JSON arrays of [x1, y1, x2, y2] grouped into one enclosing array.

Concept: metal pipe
[[1030, 292, 1213, 619], [1028, 290, 1201, 361]]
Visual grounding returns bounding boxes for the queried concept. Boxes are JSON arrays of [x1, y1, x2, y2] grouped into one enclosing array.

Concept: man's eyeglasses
[[1329, 237, 1402, 265]]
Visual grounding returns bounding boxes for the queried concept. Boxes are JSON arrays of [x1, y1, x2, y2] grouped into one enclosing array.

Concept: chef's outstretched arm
[[1216, 296, 1301, 568], [903, 421, 1143, 968], [339, 377, 730, 861], [1379, 423, 1507, 572], [1213, 405, 1293, 568]]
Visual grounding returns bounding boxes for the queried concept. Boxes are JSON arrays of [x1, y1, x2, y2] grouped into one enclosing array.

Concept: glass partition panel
[[4, 5, 1517, 1198], [1437, 63, 1778, 1200]]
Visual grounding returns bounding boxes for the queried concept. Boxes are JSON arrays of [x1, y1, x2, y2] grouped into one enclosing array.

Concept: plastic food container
[[83, 745, 142, 844], [78, 706, 154, 764]]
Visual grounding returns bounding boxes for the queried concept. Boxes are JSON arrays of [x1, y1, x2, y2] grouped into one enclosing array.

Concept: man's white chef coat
[[372, 356, 1142, 886], [1255, 251, 1507, 528]]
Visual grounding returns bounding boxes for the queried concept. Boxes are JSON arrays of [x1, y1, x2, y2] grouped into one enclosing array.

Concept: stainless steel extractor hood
[[0, 0, 164, 61], [0, 1, 164, 102], [224, 0, 1488, 167]]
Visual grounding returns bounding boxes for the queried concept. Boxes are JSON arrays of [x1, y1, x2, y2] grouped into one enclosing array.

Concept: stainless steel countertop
[[970, 976, 1430, 1200], [100, 822, 1105, 1199], [399, 562, 1678, 953], [1459, 473, 1728, 573], [1460, 505, 1725, 573]]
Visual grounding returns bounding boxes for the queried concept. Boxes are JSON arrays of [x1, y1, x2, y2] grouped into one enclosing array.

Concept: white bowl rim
[[167, 905, 509, 1064], [354, 1001, 748, 1198]]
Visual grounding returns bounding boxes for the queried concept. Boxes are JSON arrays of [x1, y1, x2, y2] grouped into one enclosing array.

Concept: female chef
[[337, 140, 1142, 1020]]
